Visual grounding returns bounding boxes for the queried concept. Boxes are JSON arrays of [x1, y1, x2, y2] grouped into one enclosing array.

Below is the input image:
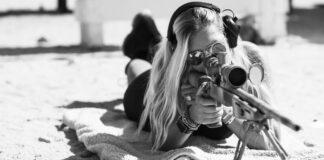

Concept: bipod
[[233, 120, 288, 160]]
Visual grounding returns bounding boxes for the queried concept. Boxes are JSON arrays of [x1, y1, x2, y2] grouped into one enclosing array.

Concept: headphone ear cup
[[223, 15, 240, 48]]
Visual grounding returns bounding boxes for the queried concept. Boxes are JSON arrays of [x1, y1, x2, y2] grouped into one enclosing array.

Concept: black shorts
[[123, 70, 233, 140]]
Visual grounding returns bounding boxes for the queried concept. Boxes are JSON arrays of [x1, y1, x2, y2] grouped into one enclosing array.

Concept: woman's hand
[[189, 97, 223, 125], [187, 83, 224, 125], [184, 71, 225, 125], [180, 81, 224, 125], [232, 81, 268, 121]]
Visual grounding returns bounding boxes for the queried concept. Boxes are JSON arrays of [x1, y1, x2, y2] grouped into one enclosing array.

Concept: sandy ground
[[0, 8, 324, 160]]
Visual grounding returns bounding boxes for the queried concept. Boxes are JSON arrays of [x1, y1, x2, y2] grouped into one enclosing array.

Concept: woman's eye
[[188, 51, 203, 65], [194, 51, 203, 58]]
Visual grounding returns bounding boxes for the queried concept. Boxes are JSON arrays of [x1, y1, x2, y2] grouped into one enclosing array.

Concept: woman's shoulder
[[240, 41, 272, 85], [240, 41, 265, 65]]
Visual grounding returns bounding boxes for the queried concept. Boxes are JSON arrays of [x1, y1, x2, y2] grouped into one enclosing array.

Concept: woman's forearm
[[226, 118, 273, 150], [160, 118, 192, 151]]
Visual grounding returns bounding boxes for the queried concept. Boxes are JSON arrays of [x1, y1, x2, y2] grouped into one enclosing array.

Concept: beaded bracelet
[[176, 106, 200, 134], [183, 106, 200, 128]]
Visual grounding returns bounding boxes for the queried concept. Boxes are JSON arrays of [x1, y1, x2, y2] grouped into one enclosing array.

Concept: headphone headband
[[167, 1, 240, 48], [167, 2, 220, 46]]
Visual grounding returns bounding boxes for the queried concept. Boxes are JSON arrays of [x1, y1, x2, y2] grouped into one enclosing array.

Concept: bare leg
[[126, 59, 152, 84]]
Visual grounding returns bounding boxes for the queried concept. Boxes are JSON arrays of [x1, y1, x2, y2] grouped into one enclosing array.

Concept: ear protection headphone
[[167, 1, 240, 49]]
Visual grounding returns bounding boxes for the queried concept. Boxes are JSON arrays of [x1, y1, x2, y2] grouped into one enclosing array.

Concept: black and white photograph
[[0, 0, 324, 159]]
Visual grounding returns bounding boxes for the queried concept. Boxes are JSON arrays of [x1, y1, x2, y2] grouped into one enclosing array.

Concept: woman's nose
[[194, 62, 207, 73]]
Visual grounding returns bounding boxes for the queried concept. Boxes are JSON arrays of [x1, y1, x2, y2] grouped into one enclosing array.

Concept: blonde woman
[[123, 2, 280, 151]]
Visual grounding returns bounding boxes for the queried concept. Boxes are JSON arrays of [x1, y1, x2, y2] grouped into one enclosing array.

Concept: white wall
[[74, 0, 289, 46], [0, 0, 76, 11], [75, 0, 263, 22]]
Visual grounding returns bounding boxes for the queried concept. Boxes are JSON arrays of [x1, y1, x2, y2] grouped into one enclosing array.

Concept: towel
[[62, 102, 324, 160]]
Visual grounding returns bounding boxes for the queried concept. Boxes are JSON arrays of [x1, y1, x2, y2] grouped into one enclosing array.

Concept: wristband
[[222, 113, 235, 125], [177, 107, 200, 134]]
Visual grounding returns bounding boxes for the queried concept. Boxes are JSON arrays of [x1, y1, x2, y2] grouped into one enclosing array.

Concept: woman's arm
[[160, 80, 224, 150], [226, 41, 280, 149], [159, 83, 197, 151], [160, 115, 192, 151], [223, 82, 280, 150]]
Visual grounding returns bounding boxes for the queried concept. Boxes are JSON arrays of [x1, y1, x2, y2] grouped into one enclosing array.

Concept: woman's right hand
[[189, 87, 224, 125], [182, 71, 224, 125], [180, 82, 224, 125]]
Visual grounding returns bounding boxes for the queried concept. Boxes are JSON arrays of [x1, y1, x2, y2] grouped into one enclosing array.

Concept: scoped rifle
[[196, 58, 301, 160]]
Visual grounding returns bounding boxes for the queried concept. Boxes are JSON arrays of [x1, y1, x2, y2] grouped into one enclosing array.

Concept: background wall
[[75, 0, 289, 46]]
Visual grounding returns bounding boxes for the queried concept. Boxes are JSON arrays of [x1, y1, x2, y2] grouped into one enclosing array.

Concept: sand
[[0, 8, 324, 160]]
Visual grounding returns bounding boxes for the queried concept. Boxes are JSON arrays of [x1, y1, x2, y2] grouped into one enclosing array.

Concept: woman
[[123, 2, 280, 151]]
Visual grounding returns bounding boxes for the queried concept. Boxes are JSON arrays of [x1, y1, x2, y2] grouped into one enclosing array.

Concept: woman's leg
[[122, 11, 161, 131], [125, 59, 151, 84], [123, 70, 151, 131], [122, 10, 161, 63]]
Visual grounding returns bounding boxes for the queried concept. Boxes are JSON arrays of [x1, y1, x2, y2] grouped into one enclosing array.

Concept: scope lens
[[228, 67, 247, 87]]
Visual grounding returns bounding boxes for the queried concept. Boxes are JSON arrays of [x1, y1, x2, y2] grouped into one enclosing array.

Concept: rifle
[[197, 63, 301, 160]]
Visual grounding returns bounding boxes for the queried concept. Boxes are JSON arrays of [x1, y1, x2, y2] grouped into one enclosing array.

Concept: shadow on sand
[[58, 126, 99, 160], [0, 9, 72, 17], [0, 45, 121, 56], [57, 99, 124, 160], [59, 98, 123, 110]]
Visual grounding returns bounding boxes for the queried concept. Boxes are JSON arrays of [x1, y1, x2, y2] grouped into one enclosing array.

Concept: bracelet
[[222, 113, 235, 125], [176, 106, 200, 134], [183, 106, 200, 128]]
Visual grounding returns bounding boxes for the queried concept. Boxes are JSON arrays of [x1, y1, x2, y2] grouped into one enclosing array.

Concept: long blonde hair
[[137, 7, 275, 150]]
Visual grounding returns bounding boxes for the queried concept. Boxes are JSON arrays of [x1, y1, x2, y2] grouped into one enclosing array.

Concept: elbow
[[159, 141, 183, 151], [160, 145, 177, 152], [160, 145, 173, 151]]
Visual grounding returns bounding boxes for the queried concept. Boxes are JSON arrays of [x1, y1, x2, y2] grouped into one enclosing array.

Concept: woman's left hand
[[232, 81, 268, 121]]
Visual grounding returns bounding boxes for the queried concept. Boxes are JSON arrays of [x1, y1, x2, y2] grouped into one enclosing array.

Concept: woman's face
[[188, 26, 229, 75], [187, 25, 233, 106]]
